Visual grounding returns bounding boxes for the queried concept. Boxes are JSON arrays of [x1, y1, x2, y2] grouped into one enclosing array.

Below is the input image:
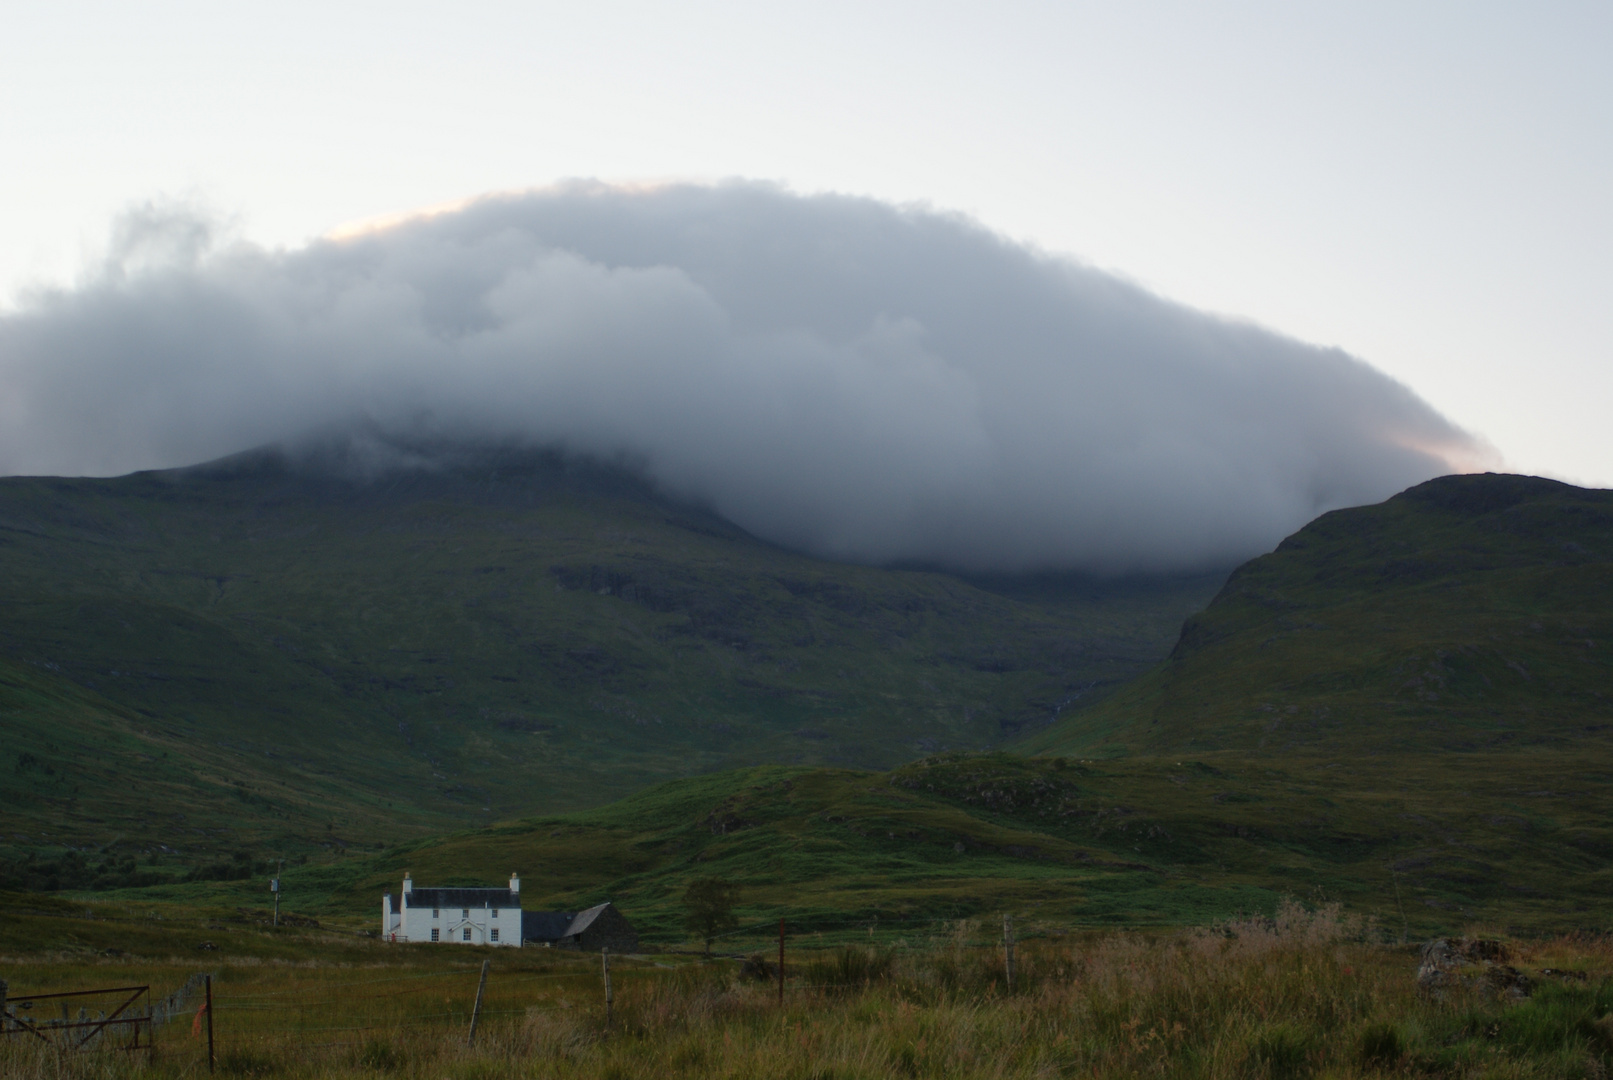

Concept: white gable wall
[[383, 875, 522, 946]]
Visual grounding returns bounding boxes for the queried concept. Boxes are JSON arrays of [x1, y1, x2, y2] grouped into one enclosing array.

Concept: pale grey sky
[[3, 1, 1609, 486]]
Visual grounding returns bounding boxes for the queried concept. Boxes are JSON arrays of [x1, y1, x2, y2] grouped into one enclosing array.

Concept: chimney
[[402, 872, 413, 895], [509, 872, 520, 895]]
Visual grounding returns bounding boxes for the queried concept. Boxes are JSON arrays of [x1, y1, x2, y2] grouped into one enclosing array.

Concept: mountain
[[15, 469, 1613, 934], [1021, 472, 1613, 758], [281, 473, 1606, 937], [996, 473, 1613, 929], [0, 440, 1222, 860]]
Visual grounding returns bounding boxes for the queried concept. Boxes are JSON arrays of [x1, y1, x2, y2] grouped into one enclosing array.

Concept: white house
[[381, 872, 523, 947]]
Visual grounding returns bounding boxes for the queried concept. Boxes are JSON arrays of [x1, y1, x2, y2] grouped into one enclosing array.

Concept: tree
[[682, 877, 741, 954]]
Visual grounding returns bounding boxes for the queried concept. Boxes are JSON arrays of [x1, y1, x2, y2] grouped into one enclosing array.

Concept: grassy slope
[[996, 472, 1613, 931], [1021, 472, 1613, 758], [0, 444, 1221, 859], [110, 744, 1613, 941], [27, 471, 1613, 937], [0, 655, 402, 870], [326, 472, 1599, 940]]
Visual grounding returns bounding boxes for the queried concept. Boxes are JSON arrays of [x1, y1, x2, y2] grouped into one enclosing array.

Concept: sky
[[0, 2, 1607, 566]]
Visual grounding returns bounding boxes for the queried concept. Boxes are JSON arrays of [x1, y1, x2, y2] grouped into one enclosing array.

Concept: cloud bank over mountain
[[0, 183, 1486, 573]]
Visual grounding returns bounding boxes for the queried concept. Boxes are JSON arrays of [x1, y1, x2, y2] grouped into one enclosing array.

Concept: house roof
[[406, 887, 518, 908]]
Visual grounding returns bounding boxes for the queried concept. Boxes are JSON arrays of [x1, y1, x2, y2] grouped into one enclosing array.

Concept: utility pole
[[1003, 913, 1016, 993], [777, 918, 785, 1007], [601, 948, 613, 1031], [271, 859, 283, 928]]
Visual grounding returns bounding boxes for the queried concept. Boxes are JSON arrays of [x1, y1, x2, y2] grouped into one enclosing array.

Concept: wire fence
[[2, 909, 1139, 1068]]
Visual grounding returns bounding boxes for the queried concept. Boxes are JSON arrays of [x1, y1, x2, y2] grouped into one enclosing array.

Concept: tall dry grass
[[5, 902, 1612, 1079]]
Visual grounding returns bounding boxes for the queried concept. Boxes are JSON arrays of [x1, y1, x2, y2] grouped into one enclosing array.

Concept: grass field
[[5, 900, 1613, 1078]]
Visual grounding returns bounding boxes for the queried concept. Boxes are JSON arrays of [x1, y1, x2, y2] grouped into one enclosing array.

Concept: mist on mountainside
[[0, 182, 1488, 574]]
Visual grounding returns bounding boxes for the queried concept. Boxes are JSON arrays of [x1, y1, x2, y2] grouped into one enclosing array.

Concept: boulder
[[1417, 938, 1532, 1000]]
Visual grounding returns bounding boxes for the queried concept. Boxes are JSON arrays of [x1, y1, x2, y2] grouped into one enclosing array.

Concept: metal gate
[[0, 984, 153, 1052]]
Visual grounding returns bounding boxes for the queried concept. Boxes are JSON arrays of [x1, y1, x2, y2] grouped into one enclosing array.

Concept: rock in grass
[[1417, 938, 1533, 999]]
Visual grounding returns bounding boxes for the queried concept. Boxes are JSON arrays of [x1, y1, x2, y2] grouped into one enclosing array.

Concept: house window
[[431, 929, 440, 942], [491, 908, 498, 918], [432, 908, 439, 919], [491, 928, 499, 942], [462, 909, 469, 919], [462, 927, 471, 941]]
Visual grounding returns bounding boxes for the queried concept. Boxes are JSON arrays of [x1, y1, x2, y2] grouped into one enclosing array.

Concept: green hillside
[[0, 443, 1220, 863], [112, 744, 1613, 941], [0, 654, 406, 891], [995, 472, 1613, 932], [1022, 473, 1613, 758], [15, 466, 1611, 937]]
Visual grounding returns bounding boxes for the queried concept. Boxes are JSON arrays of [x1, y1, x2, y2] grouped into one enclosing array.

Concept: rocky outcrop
[[1417, 938, 1533, 999]]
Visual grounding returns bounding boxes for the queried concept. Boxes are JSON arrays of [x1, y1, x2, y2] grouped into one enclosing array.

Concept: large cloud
[[0, 182, 1486, 573]]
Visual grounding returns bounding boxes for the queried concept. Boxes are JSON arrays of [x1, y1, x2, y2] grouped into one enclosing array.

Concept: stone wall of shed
[[569, 907, 639, 953]]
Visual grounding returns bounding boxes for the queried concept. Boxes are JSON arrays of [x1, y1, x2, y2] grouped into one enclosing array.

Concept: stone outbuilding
[[522, 901, 638, 952]]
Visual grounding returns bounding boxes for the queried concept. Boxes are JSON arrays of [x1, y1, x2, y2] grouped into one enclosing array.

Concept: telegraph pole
[[271, 859, 283, 927]]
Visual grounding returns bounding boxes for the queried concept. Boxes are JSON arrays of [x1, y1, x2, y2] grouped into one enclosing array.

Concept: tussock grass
[[6, 903, 1613, 1078]]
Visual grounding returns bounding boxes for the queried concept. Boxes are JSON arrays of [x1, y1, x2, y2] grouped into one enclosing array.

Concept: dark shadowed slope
[[0, 442, 1223, 859]]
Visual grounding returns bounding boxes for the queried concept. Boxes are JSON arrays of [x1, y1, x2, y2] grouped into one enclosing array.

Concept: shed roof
[[565, 902, 614, 937], [521, 910, 575, 942]]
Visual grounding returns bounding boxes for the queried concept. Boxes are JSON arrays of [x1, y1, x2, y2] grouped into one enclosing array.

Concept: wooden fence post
[[1003, 914, 1016, 993], [778, 918, 785, 1007], [204, 974, 215, 1073], [601, 948, 613, 1031], [467, 959, 490, 1044]]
